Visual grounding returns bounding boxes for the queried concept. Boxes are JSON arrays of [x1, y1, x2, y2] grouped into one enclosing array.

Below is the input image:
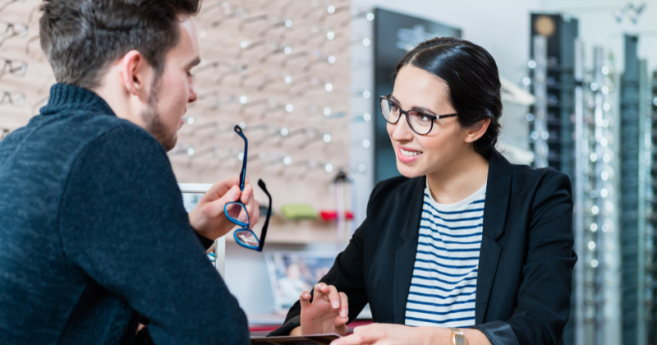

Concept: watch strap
[[450, 327, 466, 345]]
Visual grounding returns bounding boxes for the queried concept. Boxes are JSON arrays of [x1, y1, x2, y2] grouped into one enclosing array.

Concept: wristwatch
[[450, 328, 466, 345]]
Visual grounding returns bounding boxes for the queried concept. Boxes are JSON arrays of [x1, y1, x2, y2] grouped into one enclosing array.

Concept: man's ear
[[119, 50, 149, 99], [464, 118, 491, 143]]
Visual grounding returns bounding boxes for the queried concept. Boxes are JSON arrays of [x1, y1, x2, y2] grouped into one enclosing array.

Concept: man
[[0, 0, 256, 344]]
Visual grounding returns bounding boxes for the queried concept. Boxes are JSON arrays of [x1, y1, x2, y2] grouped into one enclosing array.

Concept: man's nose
[[188, 82, 198, 103]]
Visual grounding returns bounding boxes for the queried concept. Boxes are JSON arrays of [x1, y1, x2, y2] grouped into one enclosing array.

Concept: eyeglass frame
[[379, 95, 457, 136], [0, 90, 25, 106], [0, 57, 27, 78], [0, 20, 28, 37], [225, 125, 272, 252]]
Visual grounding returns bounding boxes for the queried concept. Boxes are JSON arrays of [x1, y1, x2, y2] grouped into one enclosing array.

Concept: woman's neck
[[426, 148, 489, 204]]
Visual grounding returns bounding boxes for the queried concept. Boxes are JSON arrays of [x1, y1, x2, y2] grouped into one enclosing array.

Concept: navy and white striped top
[[404, 182, 486, 328]]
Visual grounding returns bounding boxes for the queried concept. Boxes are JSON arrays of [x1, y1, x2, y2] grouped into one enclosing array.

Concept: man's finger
[[241, 184, 253, 204], [249, 199, 260, 226], [204, 176, 240, 201], [205, 185, 241, 217]]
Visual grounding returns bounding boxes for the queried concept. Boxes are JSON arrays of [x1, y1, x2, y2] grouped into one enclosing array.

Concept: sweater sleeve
[[57, 125, 249, 345]]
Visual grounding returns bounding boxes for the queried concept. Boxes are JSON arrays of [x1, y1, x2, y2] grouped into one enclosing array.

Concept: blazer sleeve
[[269, 180, 395, 336], [475, 171, 576, 345]]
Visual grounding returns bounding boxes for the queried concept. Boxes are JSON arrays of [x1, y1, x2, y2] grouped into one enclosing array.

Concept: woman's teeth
[[400, 148, 421, 157]]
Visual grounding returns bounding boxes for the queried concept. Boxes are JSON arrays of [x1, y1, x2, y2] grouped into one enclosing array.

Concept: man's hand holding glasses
[[187, 125, 272, 251], [188, 175, 260, 241]]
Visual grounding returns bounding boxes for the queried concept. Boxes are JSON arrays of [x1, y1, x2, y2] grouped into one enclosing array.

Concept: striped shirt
[[404, 182, 486, 328]]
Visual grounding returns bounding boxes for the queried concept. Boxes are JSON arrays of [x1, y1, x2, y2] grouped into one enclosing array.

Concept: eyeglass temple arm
[[234, 125, 248, 191], [257, 179, 271, 252]]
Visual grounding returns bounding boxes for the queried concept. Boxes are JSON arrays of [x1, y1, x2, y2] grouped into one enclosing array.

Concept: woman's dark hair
[[396, 37, 503, 158], [39, 0, 201, 90]]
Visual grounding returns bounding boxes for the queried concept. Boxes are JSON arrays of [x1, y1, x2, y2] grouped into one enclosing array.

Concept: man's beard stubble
[[141, 73, 178, 151]]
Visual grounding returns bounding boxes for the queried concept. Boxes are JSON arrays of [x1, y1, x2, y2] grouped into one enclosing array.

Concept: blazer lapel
[[475, 151, 513, 324], [392, 176, 426, 324]]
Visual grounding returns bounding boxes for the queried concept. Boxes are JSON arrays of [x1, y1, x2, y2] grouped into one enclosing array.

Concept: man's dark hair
[[39, 0, 201, 90], [396, 37, 503, 159]]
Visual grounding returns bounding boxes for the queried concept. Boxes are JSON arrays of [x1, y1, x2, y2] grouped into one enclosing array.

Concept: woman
[[271, 37, 576, 345]]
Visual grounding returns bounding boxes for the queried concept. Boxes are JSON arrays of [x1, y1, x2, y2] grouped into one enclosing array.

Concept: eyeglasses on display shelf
[[0, 90, 25, 107], [0, 20, 28, 48], [226, 125, 272, 252], [0, 57, 27, 79], [256, 17, 295, 39], [257, 42, 293, 63], [0, 0, 24, 15], [0, 128, 9, 140], [379, 95, 458, 136], [279, 159, 337, 180], [289, 75, 334, 96], [194, 91, 244, 111]]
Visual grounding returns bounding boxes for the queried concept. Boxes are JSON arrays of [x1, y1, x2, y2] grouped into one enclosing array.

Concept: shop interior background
[[2, 0, 657, 344]]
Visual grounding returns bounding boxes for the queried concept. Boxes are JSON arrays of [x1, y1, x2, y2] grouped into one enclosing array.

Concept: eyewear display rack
[[650, 70, 657, 345], [170, 0, 361, 245], [572, 43, 622, 345], [529, 13, 584, 344], [619, 34, 655, 345], [529, 13, 578, 175], [0, 0, 57, 132], [530, 14, 626, 345], [0, 0, 368, 245]]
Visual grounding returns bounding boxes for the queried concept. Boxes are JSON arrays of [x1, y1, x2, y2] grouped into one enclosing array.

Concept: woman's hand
[[331, 324, 491, 345], [188, 176, 259, 240], [330, 324, 446, 345], [299, 283, 349, 336]]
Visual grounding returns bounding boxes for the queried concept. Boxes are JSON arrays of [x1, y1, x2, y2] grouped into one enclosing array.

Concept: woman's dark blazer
[[271, 150, 577, 345]]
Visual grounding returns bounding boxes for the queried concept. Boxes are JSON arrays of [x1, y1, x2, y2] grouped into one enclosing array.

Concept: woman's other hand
[[297, 283, 349, 336], [330, 324, 491, 345]]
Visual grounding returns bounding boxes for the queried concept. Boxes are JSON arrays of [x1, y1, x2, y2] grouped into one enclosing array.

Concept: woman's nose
[[390, 114, 414, 141]]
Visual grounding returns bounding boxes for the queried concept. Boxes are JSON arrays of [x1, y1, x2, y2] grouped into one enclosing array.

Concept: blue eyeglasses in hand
[[225, 125, 272, 252]]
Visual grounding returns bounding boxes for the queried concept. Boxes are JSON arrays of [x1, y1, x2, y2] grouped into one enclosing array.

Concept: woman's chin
[[396, 162, 423, 179]]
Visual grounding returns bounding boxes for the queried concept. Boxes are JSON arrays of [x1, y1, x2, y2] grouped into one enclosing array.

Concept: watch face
[[535, 15, 556, 37]]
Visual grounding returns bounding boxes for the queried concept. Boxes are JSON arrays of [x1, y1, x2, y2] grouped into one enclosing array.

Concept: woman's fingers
[[328, 285, 341, 309], [331, 325, 381, 345], [299, 291, 312, 310], [330, 333, 372, 345], [338, 292, 349, 318], [313, 283, 331, 302]]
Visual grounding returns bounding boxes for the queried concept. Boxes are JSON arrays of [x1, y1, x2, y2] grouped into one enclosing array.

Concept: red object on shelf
[[319, 210, 354, 221]]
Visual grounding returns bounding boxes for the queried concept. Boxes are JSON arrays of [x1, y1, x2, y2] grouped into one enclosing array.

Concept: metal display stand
[[532, 35, 549, 168], [573, 38, 587, 345]]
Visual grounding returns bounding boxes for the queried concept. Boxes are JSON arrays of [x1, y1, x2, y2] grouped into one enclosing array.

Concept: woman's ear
[[464, 118, 491, 143]]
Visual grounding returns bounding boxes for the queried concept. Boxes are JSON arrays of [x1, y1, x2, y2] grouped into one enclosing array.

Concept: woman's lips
[[396, 146, 423, 164]]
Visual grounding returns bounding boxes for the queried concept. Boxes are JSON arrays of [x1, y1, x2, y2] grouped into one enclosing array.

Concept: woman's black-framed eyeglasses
[[226, 125, 272, 252], [379, 95, 457, 136]]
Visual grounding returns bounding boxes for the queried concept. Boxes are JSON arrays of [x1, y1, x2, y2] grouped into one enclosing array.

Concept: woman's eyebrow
[[390, 95, 437, 115]]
